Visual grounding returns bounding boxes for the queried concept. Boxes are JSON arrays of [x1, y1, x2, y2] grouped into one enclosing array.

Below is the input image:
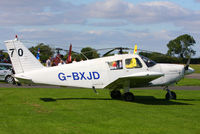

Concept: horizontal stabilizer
[[14, 75, 33, 84]]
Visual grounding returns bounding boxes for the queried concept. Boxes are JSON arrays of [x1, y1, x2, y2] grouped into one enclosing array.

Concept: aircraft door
[[106, 59, 125, 86], [91, 61, 107, 89]]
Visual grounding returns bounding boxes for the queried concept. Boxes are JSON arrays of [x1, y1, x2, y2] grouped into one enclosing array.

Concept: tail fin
[[4, 37, 44, 74], [66, 44, 72, 63]]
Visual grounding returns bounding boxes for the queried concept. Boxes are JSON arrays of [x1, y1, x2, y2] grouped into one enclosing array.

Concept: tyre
[[165, 91, 176, 100], [5, 75, 15, 84], [123, 92, 134, 102], [110, 90, 121, 100], [16, 82, 22, 86]]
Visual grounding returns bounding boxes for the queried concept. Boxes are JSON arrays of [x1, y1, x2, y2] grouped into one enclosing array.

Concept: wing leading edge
[[105, 71, 164, 89]]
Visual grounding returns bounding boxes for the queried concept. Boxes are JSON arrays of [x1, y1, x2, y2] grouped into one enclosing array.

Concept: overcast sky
[[0, 0, 199, 57]]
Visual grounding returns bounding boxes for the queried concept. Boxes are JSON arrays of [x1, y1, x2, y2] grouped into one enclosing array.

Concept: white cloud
[[86, 1, 190, 23], [88, 20, 129, 27], [0, 0, 200, 31], [0, 27, 16, 40], [1, 25, 199, 57], [0, 0, 200, 57], [0, 0, 84, 26], [16, 28, 172, 51], [85, 0, 200, 32], [87, 30, 103, 35], [19, 28, 38, 32], [176, 19, 200, 31]]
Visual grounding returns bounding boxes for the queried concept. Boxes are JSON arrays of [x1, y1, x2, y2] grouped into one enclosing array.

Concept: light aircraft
[[4, 37, 194, 101]]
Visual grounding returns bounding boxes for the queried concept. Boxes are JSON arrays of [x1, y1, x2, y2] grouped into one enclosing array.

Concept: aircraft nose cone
[[185, 67, 195, 75]]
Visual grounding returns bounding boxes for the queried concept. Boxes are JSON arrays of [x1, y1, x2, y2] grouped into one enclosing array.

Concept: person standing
[[46, 57, 51, 67]]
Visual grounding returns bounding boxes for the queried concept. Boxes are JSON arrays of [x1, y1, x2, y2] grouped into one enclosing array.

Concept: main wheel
[[110, 90, 121, 100], [123, 92, 134, 102], [5, 75, 15, 84], [165, 91, 176, 100]]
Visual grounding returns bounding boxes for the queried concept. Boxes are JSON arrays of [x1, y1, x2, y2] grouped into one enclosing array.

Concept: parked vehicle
[[0, 63, 15, 84]]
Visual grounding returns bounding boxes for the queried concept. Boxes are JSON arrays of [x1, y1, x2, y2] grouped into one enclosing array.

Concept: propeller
[[184, 49, 192, 71], [183, 53, 194, 75], [101, 47, 156, 57], [184, 57, 191, 71], [55, 48, 63, 55]]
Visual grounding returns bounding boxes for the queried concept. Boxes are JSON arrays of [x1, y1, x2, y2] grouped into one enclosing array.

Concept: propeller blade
[[102, 48, 117, 57], [184, 57, 191, 71], [102, 47, 131, 57]]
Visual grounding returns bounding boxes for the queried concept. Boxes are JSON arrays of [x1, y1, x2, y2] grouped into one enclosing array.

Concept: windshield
[[140, 55, 157, 67], [0, 64, 12, 70]]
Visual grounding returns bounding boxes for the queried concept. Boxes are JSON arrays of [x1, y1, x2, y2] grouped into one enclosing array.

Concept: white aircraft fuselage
[[4, 38, 194, 101], [14, 54, 193, 89]]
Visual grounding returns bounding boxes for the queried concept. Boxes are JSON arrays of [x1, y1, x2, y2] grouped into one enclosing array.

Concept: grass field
[[176, 78, 200, 86], [0, 87, 200, 134], [190, 64, 200, 73]]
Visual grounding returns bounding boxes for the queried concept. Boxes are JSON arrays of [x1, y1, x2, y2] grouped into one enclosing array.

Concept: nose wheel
[[164, 87, 176, 100]]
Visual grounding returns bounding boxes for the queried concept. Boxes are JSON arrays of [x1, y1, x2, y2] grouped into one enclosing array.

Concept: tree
[[29, 43, 54, 62], [81, 47, 100, 59], [139, 52, 182, 63], [167, 34, 196, 58]]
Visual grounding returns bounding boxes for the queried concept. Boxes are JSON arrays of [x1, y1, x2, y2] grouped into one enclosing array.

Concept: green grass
[[177, 78, 200, 86], [190, 64, 200, 73], [0, 80, 9, 84], [0, 87, 200, 134]]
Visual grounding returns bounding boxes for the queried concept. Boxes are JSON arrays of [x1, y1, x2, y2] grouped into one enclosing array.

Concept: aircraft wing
[[105, 71, 164, 89]]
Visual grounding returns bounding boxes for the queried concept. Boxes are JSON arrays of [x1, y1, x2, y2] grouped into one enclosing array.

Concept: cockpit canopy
[[139, 55, 157, 67]]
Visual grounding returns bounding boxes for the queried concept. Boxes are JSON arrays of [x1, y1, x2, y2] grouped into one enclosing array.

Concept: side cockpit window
[[125, 58, 142, 69], [108, 60, 123, 70]]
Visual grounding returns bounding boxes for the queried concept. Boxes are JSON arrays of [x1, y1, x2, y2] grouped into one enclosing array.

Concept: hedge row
[[139, 52, 200, 64]]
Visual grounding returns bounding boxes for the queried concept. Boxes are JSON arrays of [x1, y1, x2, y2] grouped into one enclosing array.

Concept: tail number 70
[[9, 48, 23, 57]]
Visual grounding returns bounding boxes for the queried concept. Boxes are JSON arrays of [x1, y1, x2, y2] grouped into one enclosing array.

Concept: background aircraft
[[4, 37, 194, 101], [51, 45, 72, 66]]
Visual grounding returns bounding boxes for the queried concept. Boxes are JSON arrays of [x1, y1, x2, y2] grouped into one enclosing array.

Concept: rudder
[[4, 38, 44, 74]]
